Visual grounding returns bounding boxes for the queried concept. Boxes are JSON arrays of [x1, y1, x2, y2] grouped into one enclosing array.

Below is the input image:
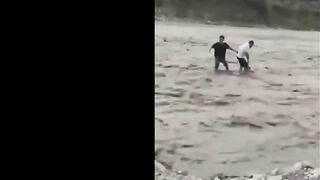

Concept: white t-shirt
[[237, 42, 250, 59]]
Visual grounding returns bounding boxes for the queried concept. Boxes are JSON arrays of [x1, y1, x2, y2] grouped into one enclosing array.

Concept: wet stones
[[155, 161, 320, 180]]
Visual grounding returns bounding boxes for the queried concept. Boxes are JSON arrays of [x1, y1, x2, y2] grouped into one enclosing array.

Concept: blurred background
[[155, 0, 320, 31]]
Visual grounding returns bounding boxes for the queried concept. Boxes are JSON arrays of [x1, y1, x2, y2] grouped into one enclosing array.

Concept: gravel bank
[[156, 160, 320, 180]]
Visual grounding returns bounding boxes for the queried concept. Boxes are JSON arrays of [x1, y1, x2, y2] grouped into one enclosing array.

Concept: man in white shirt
[[236, 40, 254, 71]]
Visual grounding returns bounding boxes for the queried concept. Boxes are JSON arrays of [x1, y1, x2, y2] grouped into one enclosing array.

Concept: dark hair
[[249, 40, 254, 44], [219, 35, 225, 39]]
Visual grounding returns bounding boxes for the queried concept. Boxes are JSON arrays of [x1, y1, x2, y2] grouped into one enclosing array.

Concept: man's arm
[[245, 53, 250, 64], [209, 43, 215, 52], [226, 43, 237, 53], [228, 47, 238, 53]]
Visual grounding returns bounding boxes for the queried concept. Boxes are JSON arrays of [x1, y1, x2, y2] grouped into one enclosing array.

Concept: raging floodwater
[[155, 22, 320, 178]]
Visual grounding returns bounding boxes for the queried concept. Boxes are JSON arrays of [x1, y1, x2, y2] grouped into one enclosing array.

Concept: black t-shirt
[[211, 42, 230, 58]]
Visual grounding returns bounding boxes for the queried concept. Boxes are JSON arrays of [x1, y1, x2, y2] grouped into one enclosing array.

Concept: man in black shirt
[[209, 35, 237, 71]]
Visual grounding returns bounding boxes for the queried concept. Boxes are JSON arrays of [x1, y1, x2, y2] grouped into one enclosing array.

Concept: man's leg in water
[[238, 58, 248, 72], [215, 57, 220, 70], [220, 58, 229, 71], [237, 57, 243, 71], [243, 62, 250, 72]]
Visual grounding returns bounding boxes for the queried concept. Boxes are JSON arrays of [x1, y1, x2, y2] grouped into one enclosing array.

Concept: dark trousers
[[237, 57, 249, 71], [215, 57, 229, 70]]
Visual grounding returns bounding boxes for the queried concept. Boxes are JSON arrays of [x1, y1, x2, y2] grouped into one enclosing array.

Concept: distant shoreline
[[155, 19, 320, 33], [155, 0, 320, 31]]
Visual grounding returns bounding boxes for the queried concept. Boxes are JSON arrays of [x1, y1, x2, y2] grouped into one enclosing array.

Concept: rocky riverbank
[[156, 160, 320, 180]]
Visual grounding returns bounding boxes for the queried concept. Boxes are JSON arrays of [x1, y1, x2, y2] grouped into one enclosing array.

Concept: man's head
[[219, 35, 225, 43], [249, 40, 254, 48]]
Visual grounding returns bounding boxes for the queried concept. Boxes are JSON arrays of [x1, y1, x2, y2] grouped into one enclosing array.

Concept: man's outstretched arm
[[228, 47, 238, 53]]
